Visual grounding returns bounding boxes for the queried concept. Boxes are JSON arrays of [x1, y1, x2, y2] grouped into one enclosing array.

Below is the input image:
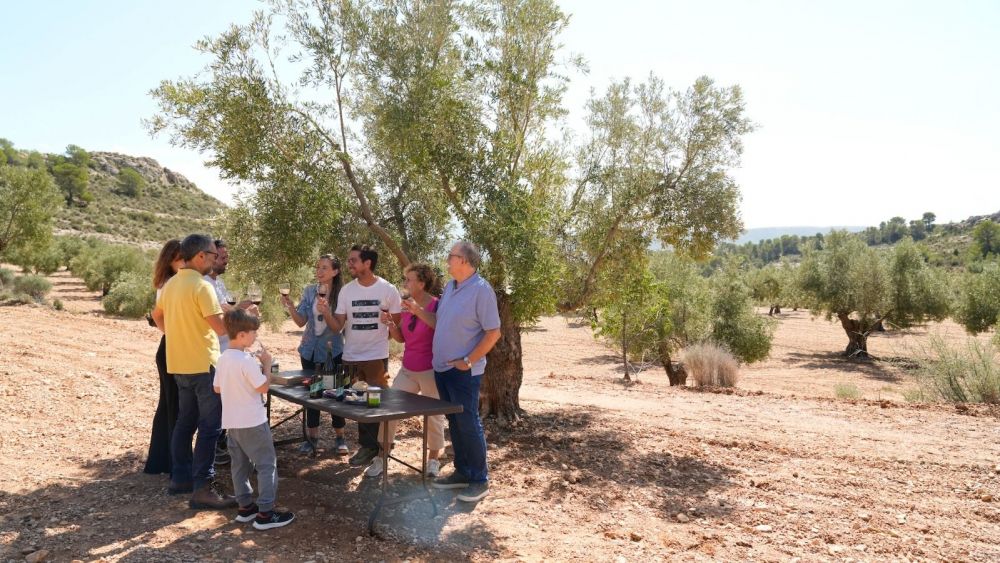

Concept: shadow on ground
[[786, 351, 904, 382]]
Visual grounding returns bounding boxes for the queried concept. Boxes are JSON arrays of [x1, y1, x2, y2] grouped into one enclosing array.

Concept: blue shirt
[[296, 284, 344, 365], [432, 272, 501, 375]]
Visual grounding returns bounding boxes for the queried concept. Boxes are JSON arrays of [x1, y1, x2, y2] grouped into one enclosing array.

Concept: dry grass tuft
[[683, 343, 740, 388]]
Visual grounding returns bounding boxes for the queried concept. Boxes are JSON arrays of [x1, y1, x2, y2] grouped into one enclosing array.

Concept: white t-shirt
[[213, 349, 268, 429], [204, 275, 230, 351], [335, 276, 401, 362]]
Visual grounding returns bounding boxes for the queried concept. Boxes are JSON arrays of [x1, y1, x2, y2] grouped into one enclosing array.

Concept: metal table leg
[[367, 416, 439, 535]]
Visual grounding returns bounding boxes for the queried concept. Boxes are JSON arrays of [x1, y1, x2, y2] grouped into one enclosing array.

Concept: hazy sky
[[3, 1, 998, 229]]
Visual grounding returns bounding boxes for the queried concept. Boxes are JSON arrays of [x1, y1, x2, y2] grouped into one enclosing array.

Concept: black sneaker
[[457, 481, 489, 502], [348, 446, 379, 467], [431, 471, 470, 490], [253, 510, 295, 530], [235, 503, 259, 523]]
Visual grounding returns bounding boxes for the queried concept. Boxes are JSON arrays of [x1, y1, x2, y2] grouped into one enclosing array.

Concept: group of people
[[143, 234, 501, 531]]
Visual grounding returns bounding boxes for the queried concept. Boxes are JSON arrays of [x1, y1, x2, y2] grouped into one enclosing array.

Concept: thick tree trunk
[[837, 313, 870, 359], [480, 292, 523, 422], [658, 341, 687, 386]]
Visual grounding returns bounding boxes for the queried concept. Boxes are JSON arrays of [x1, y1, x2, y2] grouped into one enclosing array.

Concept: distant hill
[[4, 142, 227, 247], [734, 226, 865, 245]]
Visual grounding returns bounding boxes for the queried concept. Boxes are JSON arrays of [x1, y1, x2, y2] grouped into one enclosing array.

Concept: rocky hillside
[[53, 151, 227, 247]]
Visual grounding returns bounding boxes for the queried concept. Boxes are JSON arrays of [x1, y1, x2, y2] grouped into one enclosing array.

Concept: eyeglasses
[[203, 251, 219, 258]]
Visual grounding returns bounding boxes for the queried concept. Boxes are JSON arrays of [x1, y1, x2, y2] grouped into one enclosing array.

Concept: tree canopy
[[0, 165, 62, 258]]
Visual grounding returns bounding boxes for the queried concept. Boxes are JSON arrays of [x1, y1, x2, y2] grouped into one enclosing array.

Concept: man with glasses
[[152, 234, 237, 510], [430, 241, 501, 502]]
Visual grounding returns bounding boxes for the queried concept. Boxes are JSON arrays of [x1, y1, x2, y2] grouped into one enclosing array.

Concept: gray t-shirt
[[432, 272, 501, 375]]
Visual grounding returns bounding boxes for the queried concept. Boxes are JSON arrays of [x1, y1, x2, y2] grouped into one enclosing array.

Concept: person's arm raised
[[205, 313, 226, 337]]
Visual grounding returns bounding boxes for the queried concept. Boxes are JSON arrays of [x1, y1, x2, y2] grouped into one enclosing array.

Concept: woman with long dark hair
[[144, 239, 184, 474], [280, 254, 347, 455]]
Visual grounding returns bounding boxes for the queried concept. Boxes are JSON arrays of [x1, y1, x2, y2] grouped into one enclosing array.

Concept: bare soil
[[2, 269, 999, 561]]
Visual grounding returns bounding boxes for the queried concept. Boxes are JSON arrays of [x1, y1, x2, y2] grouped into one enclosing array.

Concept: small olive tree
[[955, 261, 1000, 340]]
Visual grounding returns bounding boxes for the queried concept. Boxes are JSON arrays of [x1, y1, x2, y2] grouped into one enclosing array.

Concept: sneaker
[[235, 503, 259, 523], [334, 436, 349, 455], [349, 446, 379, 467], [167, 481, 193, 495], [431, 471, 470, 490], [426, 459, 441, 477], [215, 443, 231, 465], [253, 510, 295, 530], [365, 456, 384, 477], [457, 481, 489, 503], [189, 482, 238, 510], [297, 440, 316, 455]]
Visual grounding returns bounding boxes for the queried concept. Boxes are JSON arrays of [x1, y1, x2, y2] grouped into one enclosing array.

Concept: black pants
[[344, 358, 390, 450], [301, 355, 346, 430], [144, 336, 178, 474]]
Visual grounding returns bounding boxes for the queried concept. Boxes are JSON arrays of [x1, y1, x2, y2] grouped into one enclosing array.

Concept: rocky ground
[[1, 269, 999, 561]]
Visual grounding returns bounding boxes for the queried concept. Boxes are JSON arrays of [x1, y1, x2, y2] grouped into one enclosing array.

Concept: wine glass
[[247, 283, 262, 306], [225, 292, 237, 307], [278, 283, 291, 297], [316, 283, 329, 323]]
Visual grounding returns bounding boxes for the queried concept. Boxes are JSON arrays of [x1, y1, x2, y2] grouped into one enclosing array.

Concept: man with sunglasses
[[152, 234, 236, 510], [430, 241, 501, 502]]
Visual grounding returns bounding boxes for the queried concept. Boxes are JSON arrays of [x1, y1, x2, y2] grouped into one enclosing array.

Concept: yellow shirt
[[156, 269, 222, 374]]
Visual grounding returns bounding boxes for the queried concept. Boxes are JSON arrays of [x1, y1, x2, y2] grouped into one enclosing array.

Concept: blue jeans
[[435, 368, 488, 482], [171, 369, 221, 490], [228, 422, 278, 512]]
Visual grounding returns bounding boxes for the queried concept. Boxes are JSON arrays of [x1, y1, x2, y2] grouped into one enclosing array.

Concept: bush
[[711, 275, 775, 363], [683, 343, 740, 387], [102, 270, 155, 318], [0, 267, 13, 288], [53, 298, 64, 311], [834, 383, 862, 400], [55, 236, 87, 268], [8, 242, 61, 275], [71, 242, 149, 296], [918, 335, 1000, 404], [12, 274, 52, 300]]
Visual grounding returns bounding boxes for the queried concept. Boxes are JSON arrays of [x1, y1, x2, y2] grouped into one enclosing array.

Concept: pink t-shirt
[[401, 297, 438, 371]]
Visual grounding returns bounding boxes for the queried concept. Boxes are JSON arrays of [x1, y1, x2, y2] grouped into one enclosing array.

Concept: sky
[[2, 0, 998, 230]]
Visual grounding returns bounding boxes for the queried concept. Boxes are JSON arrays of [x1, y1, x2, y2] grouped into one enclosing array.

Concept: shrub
[[711, 275, 775, 363], [53, 298, 64, 311], [12, 274, 52, 300], [683, 343, 740, 387], [0, 267, 13, 288], [8, 242, 62, 274], [71, 242, 149, 296], [918, 335, 1000, 404], [55, 236, 86, 268], [834, 383, 862, 400], [102, 270, 155, 318]]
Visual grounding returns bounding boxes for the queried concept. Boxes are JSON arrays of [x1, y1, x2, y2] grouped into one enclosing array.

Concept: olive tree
[[0, 166, 62, 258], [955, 262, 1000, 337], [797, 232, 950, 357]]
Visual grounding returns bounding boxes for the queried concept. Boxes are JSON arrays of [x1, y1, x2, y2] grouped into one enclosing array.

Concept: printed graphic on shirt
[[352, 299, 384, 331]]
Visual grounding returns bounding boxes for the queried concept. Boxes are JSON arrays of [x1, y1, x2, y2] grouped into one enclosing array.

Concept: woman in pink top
[[378, 263, 446, 478]]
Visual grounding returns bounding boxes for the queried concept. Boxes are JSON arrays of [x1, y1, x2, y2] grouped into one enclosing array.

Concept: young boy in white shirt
[[213, 309, 294, 530]]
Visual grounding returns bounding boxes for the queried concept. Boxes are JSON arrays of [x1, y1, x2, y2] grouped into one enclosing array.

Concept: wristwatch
[[463, 356, 471, 367]]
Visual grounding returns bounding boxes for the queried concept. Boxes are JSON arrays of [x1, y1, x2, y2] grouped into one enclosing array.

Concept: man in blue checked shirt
[[430, 241, 501, 502]]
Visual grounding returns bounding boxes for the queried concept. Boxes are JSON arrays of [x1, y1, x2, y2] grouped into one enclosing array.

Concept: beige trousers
[[384, 367, 446, 451]]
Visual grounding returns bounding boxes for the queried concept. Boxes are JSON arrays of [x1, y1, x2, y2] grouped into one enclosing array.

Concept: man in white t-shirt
[[328, 244, 401, 470], [213, 309, 294, 529]]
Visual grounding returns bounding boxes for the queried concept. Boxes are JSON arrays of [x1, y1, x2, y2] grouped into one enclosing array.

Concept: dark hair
[[405, 263, 442, 296], [350, 244, 378, 272], [224, 309, 260, 340], [180, 234, 214, 261], [153, 239, 182, 289], [318, 254, 343, 310], [214, 239, 226, 249]]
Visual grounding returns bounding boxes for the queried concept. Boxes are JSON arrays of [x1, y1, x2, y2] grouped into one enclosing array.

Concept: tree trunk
[[480, 292, 523, 423], [621, 309, 631, 382], [837, 313, 870, 359], [658, 341, 686, 386]]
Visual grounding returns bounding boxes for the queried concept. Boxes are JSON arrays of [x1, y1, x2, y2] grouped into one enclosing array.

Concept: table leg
[[422, 415, 438, 517], [368, 422, 391, 535]]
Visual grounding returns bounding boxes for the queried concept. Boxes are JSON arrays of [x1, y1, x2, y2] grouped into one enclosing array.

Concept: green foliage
[[0, 267, 14, 288], [955, 262, 1000, 334], [710, 272, 775, 363], [970, 220, 1000, 259], [917, 335, 1000, 404], [50, 145, 93, 206], [53, 298, 64, 311], [834, 383, 862, 400], [70, 241, 150, 296], [55, 236, 87, 268], [103, 270, 156, 318], [116, 167, 146, 197], [12, 274, 52, 300], [8, 241, 62, 275], [0, 165, 62, 257]]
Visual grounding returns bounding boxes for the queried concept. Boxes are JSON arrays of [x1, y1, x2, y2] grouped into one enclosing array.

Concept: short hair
[[350, 244, 379, 272], [405, 263, 442, 296], [214, 239, 227, 249], [224, 309, 260, 340], [454, 241, 481, 269], [180, 234, 214, 261]]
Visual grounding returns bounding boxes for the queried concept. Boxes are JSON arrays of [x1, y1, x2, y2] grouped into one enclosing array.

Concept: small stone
[[896, 513, 907, 524], [828, 544, 844, 555], [858, 512, 871, 522], [675, 513, 690, 523], [630, 532, 642, 542], [754, 525, 773, 533], [736, 540, 752, 548], [994, 464, 1000, 474], [982, 494, 994, 502], [855, 544, 867, 552], [25, 550, 49, 563]]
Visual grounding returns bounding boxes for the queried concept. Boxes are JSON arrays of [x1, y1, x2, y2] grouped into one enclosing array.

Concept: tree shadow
[[785, 351, 903, 382], [578, 352, 621, 366]]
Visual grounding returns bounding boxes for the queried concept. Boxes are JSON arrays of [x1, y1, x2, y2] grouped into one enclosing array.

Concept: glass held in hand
[[247, 282, 263, 306], [278, 282, 290, 297], [225, 292, 237, 306], [317, 282, 329, 299]]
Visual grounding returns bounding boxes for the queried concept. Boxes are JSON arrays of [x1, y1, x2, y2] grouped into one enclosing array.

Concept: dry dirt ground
[[2, 269, 999, 562]]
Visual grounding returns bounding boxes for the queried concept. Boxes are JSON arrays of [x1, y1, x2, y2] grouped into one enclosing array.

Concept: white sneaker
[[365, 456, 384, 477], [426, 459, 441, 477]]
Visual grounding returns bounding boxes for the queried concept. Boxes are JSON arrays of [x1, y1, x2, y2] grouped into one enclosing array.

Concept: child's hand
[[258, 347, 273, 368]]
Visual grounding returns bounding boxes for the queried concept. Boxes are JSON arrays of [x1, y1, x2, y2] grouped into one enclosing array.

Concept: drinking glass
[[225, 292, 237, 306], [278, 283, 291, 297], [247, 283, 263, 306]]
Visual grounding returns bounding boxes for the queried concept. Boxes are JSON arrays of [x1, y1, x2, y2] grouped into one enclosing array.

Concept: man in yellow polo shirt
[[152, 234, 235, 510]]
